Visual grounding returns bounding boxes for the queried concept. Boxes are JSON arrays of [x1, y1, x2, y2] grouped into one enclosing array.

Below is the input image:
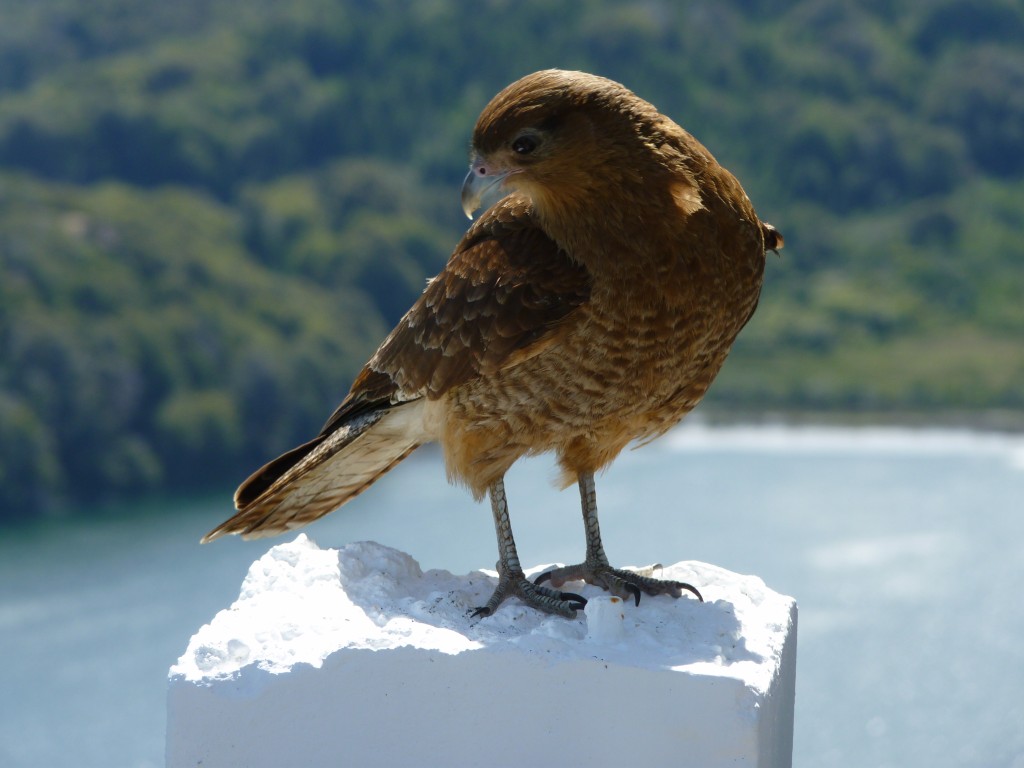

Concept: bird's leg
[[471, 477, 587, 619], [534, 472, 703, 605]]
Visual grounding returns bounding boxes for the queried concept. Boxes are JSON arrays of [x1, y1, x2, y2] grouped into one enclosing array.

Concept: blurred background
[[1, 1, 1022, 767], [2, 0, 1023, 521]]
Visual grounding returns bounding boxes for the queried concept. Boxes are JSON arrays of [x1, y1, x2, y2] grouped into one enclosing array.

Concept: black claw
[[561, 592, 587, 610], [533, 571, 553, 586], [469, 606, 492, 619], [627, 584, 642, 607], [680, 582, 704, 602]]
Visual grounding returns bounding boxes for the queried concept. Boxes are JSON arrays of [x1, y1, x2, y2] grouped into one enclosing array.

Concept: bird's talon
[[538, 560, 702, 607], [533, 571, 553, 586], [561, 592, 587, 609], [627, 584, 642, 606], [681, 582, 704, 603], [473, 573, 584, 619]]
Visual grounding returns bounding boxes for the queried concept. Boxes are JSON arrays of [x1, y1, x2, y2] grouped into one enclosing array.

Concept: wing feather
[[209, 197, 591, 541], [328, 197, 591, 424]]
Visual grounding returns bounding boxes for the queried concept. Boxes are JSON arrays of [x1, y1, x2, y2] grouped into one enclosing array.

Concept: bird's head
[[461, 70, 668, 231]]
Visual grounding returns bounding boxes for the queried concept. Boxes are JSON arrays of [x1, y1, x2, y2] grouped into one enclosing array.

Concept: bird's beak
[[461, 157, 513, 220]]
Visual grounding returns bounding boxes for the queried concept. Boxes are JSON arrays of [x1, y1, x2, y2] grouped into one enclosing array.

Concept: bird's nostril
[[477, 167, 486, 175]]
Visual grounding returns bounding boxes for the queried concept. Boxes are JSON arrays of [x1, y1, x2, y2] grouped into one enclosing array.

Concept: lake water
[[2, 423, 1023, 768]]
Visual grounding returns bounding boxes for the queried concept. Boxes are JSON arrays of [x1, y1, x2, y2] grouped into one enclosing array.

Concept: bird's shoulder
[[324, 197, 592, 431], [447, 195, 592, 307]]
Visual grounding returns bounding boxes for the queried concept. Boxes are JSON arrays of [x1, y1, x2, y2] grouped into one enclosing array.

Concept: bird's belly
[[440, 295, 744, 491]]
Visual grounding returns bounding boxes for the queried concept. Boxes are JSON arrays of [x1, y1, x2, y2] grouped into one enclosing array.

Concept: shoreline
[[4, 410, 1022, 529], [695, 407, 1024, 434]]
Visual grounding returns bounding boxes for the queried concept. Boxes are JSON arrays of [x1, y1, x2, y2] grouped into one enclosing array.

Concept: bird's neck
[[536, 196, 680, 283]]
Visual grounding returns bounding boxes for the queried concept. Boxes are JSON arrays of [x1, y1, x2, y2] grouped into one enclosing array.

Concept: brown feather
[[203, 69, 781, 544], [205, 184, 590, 541], [365, 196, 590, 398], [202, 404, 421, 543]]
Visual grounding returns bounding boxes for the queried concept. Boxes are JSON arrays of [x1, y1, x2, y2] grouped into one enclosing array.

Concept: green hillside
[[1, 0, 1022, 519]]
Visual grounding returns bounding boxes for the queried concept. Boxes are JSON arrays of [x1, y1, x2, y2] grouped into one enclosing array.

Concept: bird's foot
[[471, 571, 586, 620], [534, 562, 703, 606]]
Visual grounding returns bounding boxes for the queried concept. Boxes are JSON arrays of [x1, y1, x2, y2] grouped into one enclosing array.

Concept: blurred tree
[[0, 0, 1022, 519]]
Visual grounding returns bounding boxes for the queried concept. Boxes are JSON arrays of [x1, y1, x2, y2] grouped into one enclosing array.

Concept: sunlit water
[[2, 424, 1023, 768]]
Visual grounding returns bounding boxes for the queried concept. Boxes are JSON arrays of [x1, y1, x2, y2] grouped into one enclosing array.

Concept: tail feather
[[232, 436, 330, 510], [762, 222, 784, 252], [201, 402, 424, 543]]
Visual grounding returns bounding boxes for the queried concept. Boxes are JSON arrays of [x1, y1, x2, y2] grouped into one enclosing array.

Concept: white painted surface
[[168, 535, 797, 767]]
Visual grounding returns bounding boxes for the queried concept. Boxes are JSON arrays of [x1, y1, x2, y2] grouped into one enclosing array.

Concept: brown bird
[[203, 69, 782, 619]]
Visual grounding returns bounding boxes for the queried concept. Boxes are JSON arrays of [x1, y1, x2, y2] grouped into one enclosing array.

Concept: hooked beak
[[461, 157, 514, 220]]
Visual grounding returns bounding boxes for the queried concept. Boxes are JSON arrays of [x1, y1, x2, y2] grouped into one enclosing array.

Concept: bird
[[202, 69, 782, 619]]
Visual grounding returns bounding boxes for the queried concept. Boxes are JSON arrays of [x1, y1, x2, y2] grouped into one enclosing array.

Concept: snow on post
[[167, 535, 797, 767]]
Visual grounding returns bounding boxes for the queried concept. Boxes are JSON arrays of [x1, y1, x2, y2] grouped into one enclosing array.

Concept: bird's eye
[[512, 135, 539, 155]]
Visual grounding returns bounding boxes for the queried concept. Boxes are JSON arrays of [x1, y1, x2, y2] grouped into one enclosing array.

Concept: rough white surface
[[168, 535, 797, 767]]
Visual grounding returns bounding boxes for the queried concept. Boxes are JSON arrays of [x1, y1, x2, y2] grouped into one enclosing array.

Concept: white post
[[168, 535, 796, 767]]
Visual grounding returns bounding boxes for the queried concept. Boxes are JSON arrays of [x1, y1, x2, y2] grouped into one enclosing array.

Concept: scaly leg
[[534, 472, 703, 605], [471, 477, 586, 619]]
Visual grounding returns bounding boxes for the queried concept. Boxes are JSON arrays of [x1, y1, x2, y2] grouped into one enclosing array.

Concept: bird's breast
[[438, 221, 765, 490], [447, 258, 757, 434]]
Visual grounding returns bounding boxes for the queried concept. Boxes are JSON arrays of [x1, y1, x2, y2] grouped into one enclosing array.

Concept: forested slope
[[1, 0, 1022, 519]]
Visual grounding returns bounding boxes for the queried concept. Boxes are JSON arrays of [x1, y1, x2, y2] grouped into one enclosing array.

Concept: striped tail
[[201, 400, 424, 543]]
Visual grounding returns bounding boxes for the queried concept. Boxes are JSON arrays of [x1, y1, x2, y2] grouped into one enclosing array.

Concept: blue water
[[2, 425, 1023, 768]]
